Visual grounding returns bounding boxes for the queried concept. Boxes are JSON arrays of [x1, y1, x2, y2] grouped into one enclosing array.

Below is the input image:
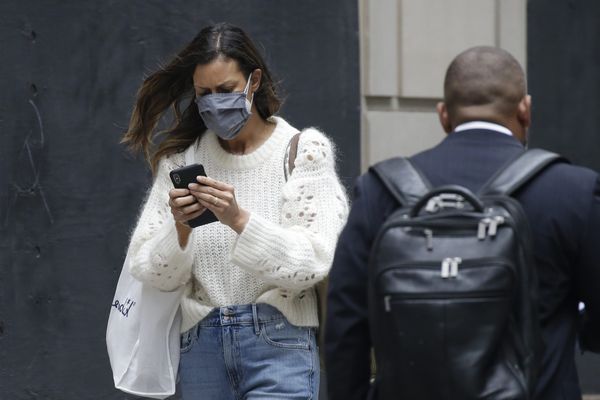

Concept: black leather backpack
[[368, 149, 565, 399]]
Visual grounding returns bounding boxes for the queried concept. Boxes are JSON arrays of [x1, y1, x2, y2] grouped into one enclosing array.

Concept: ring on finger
[[213, 196, 219, 206]]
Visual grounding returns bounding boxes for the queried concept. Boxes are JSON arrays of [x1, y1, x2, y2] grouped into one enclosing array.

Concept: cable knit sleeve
[[126, 153, 194, 291], [230, 128, 349, 291]]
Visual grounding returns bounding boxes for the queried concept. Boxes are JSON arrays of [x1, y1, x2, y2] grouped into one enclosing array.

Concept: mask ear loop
[[244, 72, 254, 113]]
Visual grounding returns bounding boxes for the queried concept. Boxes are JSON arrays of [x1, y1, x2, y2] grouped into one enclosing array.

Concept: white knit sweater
[[127, 117, 349, 332]]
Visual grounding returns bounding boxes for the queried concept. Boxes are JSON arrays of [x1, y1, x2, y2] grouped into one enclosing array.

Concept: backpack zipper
[[383, 288, 512, 312], [384, 212, 510, 233], [478, 215, 506, 240], [381, 214, 511, 252], [378, 258, 515, 312], [376, 257, 515, 281], [440, 257, 462, 278], [424, 229, 433, 251]]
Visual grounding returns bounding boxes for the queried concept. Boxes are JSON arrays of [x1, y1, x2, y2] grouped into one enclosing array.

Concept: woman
[[121, 23, 348, 399]]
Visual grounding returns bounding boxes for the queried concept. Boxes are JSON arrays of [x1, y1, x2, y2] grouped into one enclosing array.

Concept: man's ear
[[517, 95, 532, 129], [250, 69, 262, 93], [437, 102, 452, 134]]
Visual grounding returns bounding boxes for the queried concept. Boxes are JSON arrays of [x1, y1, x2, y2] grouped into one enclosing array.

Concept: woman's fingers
[[169, 188, 190, 199], [181, 201, 205, 215], [189, 183, 233, 209], [194, 176, 234, 192], [196, 192, 225, 209], [189, 182, 234, 202], [184, 208, 205, 221], [169, 194, 197, 208], [187, 177, 247, 232], [171, 202, 206, 221], [168, 187, 207, 223]]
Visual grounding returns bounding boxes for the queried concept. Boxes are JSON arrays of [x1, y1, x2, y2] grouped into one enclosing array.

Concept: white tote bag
[[106, 252, 183, 399], [106, 140, 198, 398]]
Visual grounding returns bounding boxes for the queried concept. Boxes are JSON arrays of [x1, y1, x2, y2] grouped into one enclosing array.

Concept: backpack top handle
[[409, 185, 485, 217]]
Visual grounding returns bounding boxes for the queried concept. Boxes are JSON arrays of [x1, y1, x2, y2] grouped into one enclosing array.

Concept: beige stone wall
[[359, 0, 526, 170]]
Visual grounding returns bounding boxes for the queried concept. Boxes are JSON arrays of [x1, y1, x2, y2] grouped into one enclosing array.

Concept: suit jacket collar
[[443, 129, 525, 149]]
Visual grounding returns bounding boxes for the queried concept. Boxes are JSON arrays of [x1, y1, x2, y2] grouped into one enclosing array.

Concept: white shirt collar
[[454, 121, 513, 136]]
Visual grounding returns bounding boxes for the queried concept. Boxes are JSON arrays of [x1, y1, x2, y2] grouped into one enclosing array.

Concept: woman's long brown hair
[[122, 23, 282, 174]]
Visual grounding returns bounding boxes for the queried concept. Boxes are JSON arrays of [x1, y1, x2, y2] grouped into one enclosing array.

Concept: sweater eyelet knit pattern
[[127, 117, 349, 332]]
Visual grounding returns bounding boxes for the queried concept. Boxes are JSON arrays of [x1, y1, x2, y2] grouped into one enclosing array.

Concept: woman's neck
[[218, 113, 276, 155]]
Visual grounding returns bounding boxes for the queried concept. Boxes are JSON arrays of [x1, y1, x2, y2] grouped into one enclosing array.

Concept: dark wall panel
[[0, 1, 359, 398], [528, 0, 600, 170], [528, 0, 600, 394]]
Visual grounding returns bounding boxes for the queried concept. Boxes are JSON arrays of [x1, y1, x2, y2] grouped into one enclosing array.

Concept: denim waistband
[[198, 303, 286, 328]]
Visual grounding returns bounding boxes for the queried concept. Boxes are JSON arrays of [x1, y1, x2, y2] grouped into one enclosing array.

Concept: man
[[325, 46, 600, 400]]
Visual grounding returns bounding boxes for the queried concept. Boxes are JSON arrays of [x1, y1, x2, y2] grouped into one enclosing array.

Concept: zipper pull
[[488, 216, 505, 237], [478, 218, 491, 240], [384, 295, 391, 312], [450, 257, 462, 278], [424, 229, 433, 251], [441, 258, 451, 278], [425, 198, 440, 213]]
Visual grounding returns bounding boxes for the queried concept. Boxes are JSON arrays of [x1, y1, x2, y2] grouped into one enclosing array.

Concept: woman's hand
[[168, 188, 206, 247], [168, 188, 207, 224], [188, 176, 249, 234]]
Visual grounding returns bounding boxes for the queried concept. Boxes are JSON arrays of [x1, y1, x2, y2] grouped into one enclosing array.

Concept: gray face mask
[[195, 73, 254, 140]]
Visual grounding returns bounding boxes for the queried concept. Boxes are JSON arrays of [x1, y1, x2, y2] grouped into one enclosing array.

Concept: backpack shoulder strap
[[479, 148, 568, 196], [284, 132, 301, 181], [370, 157, 432, 206]]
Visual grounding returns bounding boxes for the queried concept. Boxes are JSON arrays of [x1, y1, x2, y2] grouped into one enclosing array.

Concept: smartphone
[[169, 163, 218, 227]]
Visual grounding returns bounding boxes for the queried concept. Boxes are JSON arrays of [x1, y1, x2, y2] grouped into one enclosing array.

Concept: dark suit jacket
[[325, 129, 600, 400]]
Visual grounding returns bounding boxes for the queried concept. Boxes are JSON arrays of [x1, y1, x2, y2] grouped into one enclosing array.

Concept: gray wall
[[359, 0, 526, 170], [0, 1, 359, 398], [528, 0, 600, 394]]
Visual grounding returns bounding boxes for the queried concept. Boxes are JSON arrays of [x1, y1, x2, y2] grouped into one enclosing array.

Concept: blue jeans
[[179, 303, 319, 400]]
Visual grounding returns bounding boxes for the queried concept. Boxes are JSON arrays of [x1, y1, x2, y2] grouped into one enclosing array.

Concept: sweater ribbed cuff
[[155, 222, 193, 263], [230, 213, 277, 270], [136, 221, 194, 288]]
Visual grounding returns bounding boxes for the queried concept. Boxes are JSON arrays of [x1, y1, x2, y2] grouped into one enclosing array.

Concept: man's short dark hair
[[444, 46, 526, 119]]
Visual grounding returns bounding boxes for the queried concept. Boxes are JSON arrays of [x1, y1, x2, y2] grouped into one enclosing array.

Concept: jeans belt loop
[[252, 303, 260, 335]]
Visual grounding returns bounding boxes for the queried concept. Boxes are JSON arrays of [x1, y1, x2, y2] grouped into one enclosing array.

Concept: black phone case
[[169, 163, 218, 227]]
